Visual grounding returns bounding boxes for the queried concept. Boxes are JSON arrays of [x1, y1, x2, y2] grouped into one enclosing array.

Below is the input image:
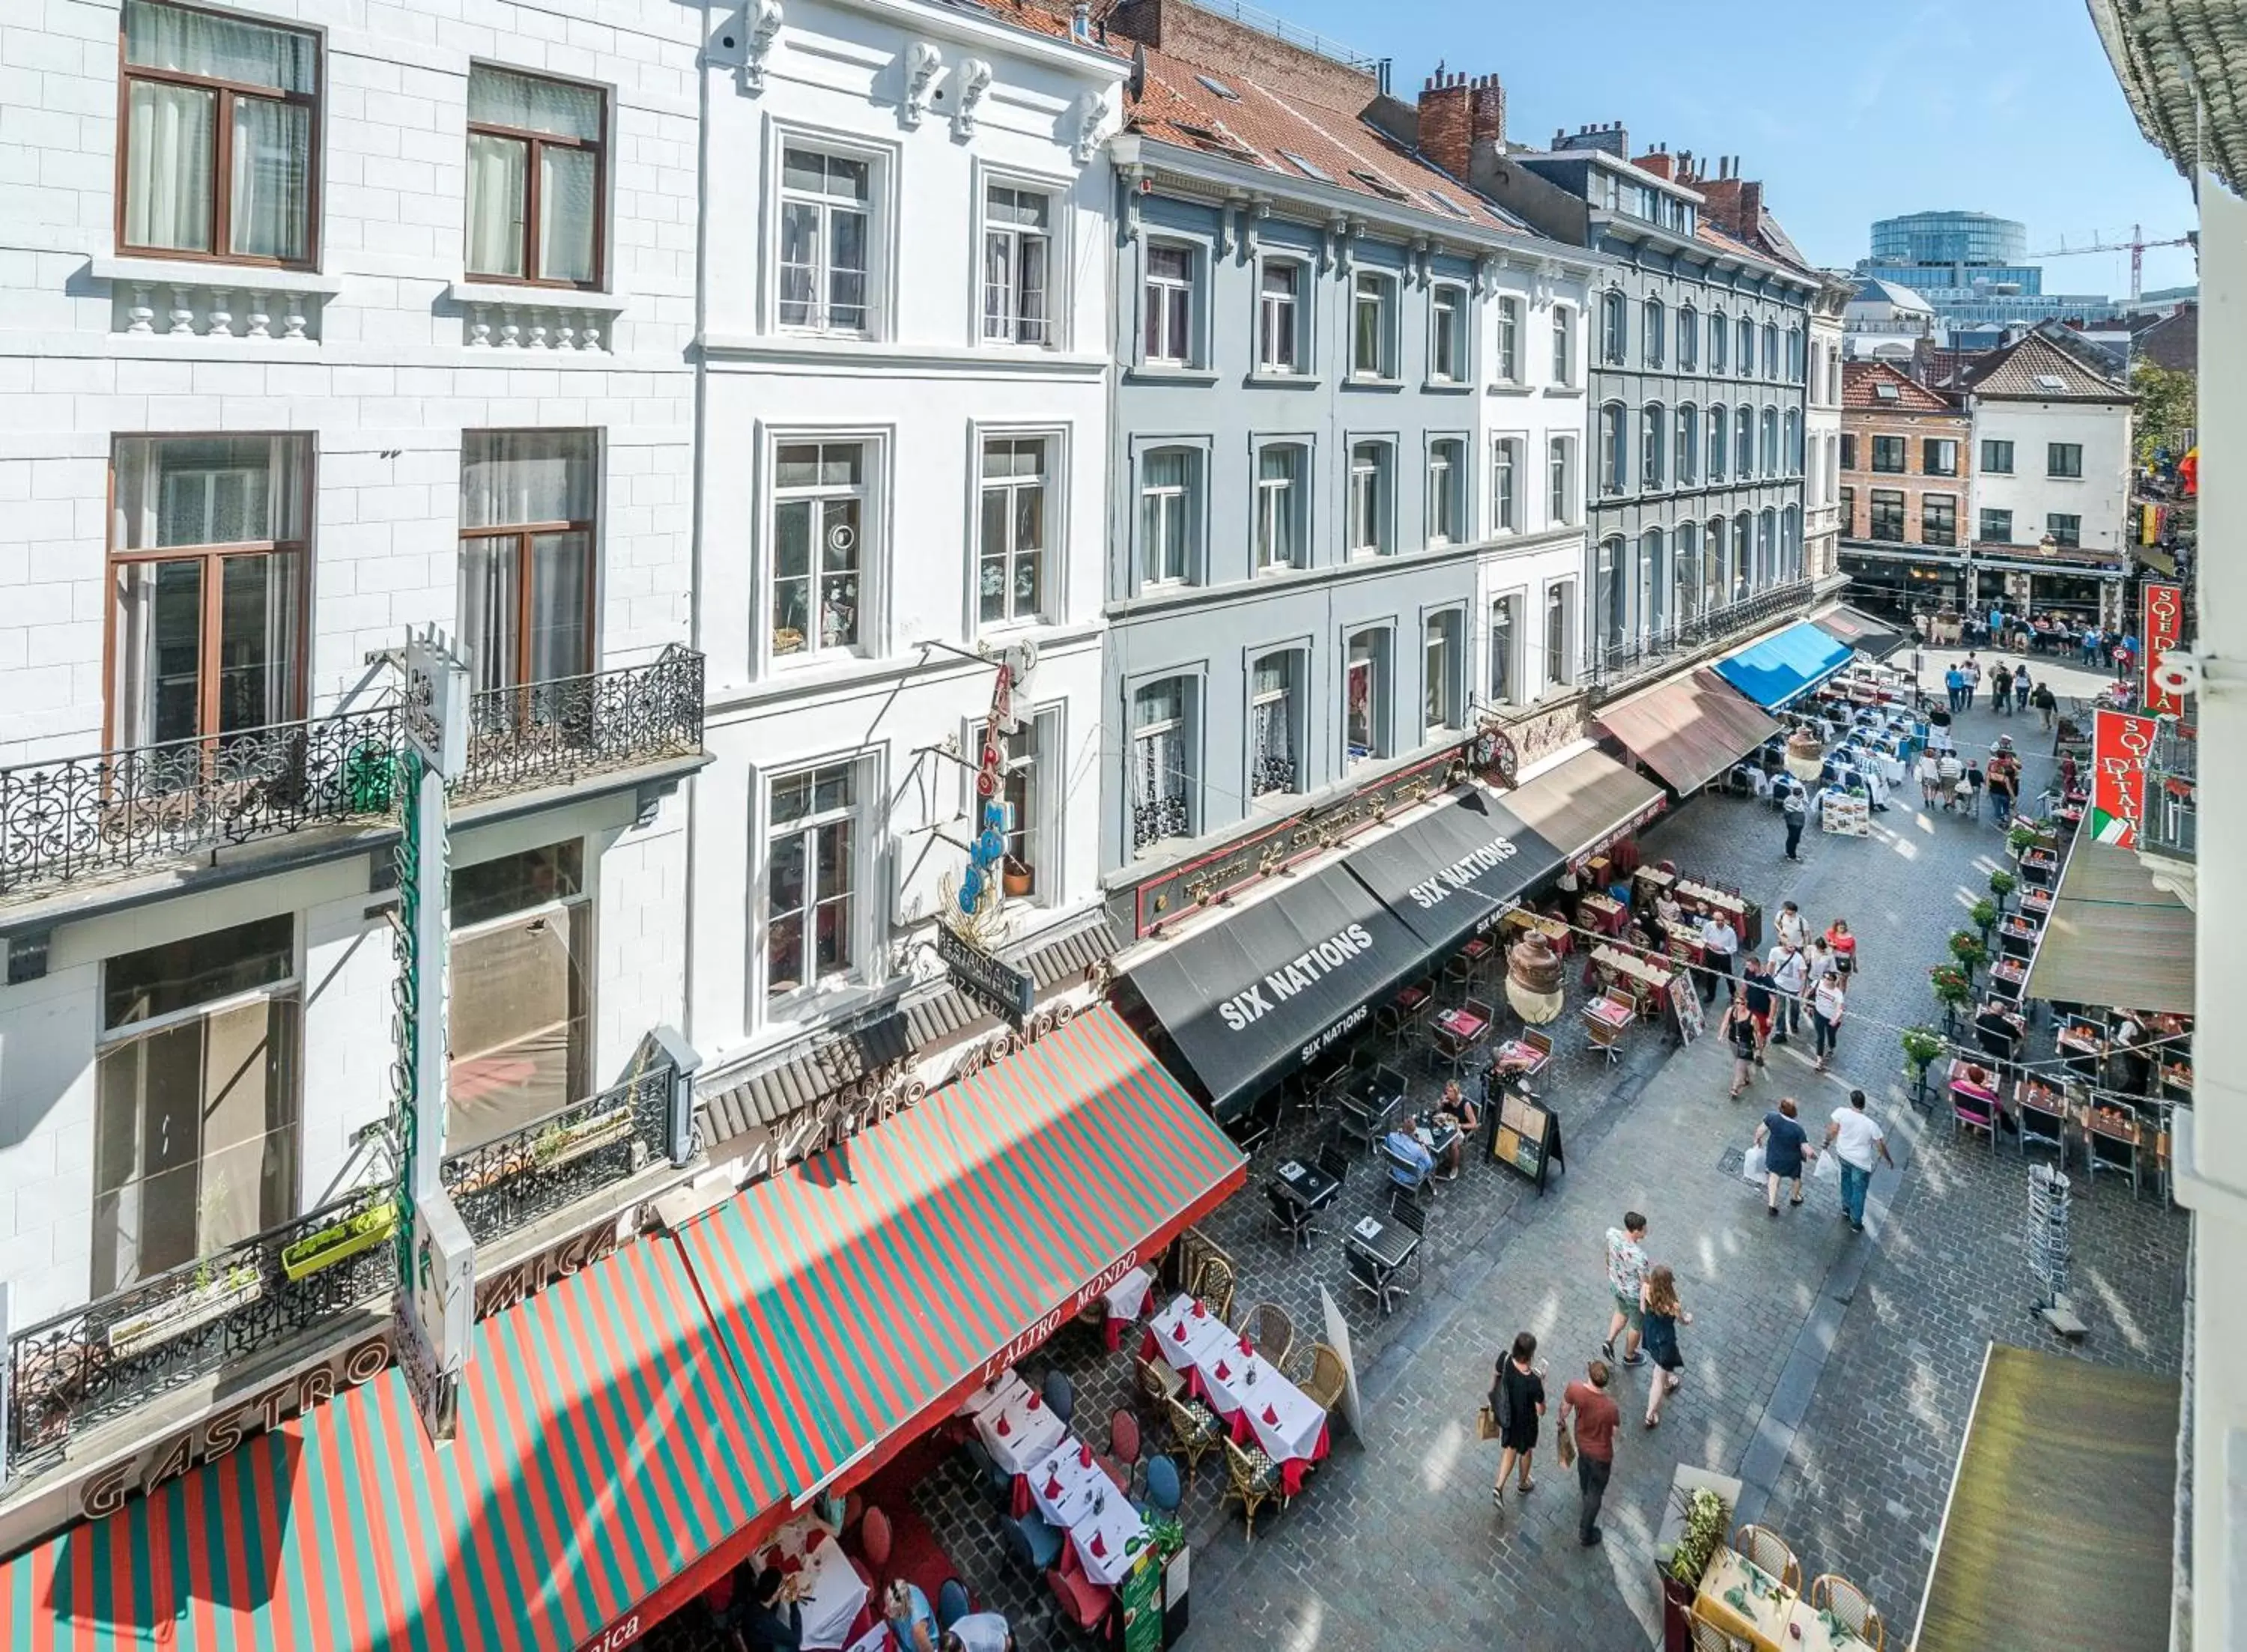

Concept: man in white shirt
[[1823, 1088, 1893, 1232], [1766, 940, 1810, 1042], [1774, 900, 1809, 953], [944, 1613, 1016, 1652], [1701, 913, 1738, 1002]]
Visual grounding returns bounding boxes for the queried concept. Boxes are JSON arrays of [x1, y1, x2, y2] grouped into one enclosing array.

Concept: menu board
[[1120, 1550, 1164, 1652], [1491, 1091, 1564, 1192], [1671, 980, 1705, 1045]]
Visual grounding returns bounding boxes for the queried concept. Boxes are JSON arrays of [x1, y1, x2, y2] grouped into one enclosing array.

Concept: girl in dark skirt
[[1639, 1266, 1693, 1427], [1491, 1331, 1547, 1508]]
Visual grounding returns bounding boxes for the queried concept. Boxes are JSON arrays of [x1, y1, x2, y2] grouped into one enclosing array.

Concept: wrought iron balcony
[[1582, 577, 1817, 693], [3, 1182, 398, 1475], [455, 646, 706, 804], [1250, 750, 1298, 798], [2139, 726, 2197, 862]]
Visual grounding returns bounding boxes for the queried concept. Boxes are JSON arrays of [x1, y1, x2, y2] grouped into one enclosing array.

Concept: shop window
[[449, 842, 591, 1149]]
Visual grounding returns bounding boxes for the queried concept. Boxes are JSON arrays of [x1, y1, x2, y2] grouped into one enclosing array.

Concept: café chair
[[936, 1579, 971, 1630], [1386, 1191, 1427, 1278], [1040, 1369, 1076, 1427], [2015, 1082, 2068, 1162], [1809, 1575, 1884, 1650], [1141, 1454, 1183, 1515], [1266, 1183, 1314, 1251], [1692, 1618, 1753, 1652], [1002, 1510, 1063, 1574], [1732, 1523, 1803, 1594], [1346, 1244, 1403, 1316], [1192, 1255, 1237, 1325], [1100, 1407, 1141, 1498], [1220, 1434, 1285, 1542], [1162, 1390, 1224, 1492], [1379, 1132, 1435, 1206], [1584, 991, 1631, 1066], [1045, 1567, 1114, 1634], [1298, 1342, 1347, 1414], [1948, 1072, 2000, 1151], [1316, 1138, 1353, 1188], [1136, 1351, 1185, 1415], [858, 1505, 893, 1574], [1248, 1300, 1296, 1370], [959, 1436, 1010, 1507]]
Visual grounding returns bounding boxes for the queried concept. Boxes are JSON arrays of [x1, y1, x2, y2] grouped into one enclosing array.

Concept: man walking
[[1780, 782, 1808, 862], [1823, 1088, 1893, 1233], [1774, 899, 1810, 953], [1560, 1361, 1622, 1546], [1601, 1212, 1649, 1367], [1767, 936, 1809, 1043], [1701, 910, 1739, 1001]]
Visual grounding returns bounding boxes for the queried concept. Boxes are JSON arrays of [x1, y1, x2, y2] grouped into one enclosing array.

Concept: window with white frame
[[1708, 404, 1727, 482], [1762, 322, 1780, 378], [1760, 407, 1778, 478], [1258, 259, 1303, 372], [1733, 510, 1753, 597], [1349, 442, 1391, 553], [978, 435, 1048, 626], [1673, 520, 1701, 622], [1144, 243, 1194, 364], [1641, 404, 1666, 491], [1548, 435, 1576, 526], [1678, 304, 1699, 371], [1490, 593, 1521, 704], [1492, 437, 1522, 533], [992, 714, 1050, 903], [1601, 290, 1628, 365], [1544, 581, 1574, 687], [1255, 443, 1306, 571], [982, 182, 1052, 344], [1786, 327, 1804, 381], [1249, 652, 1298, 796], [1595, 537, 1626, 652], [1423, 611, 1461, 733], [1784, 410, 1802, 476], [1139, 448, 1195, 584], [1710, 309, 1728, 373], [1130, 678, 1191, 851], [1494, 296, 1520, 383], [465, 67, 605, 288], [771, 441, 867, 658], [1676, 404, 1699, 486], [1430, 285, 1468, 382], [1353, 273, 1396, 377], [1551, 306, 1574, 385], [1643, 297, 1666, 368], [765, 762, 858, 999], [1735, 407, 1755, 477], [1702, 517, 1727, 611], [1639, 526, 1664, 637], [1598, 403, 1628, 496], [1428, 438, 1466, 544], [1735, 315, 1753, 376], [1344, 629, 1387, 765], [778, 147, 873, 334]]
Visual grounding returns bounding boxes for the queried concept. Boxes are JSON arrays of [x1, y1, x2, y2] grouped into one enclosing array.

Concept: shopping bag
[[1556, 1421, 1577, 1468], [1813, 1148, 1841, 1183], [1741, 1142, 1767, 1185], [1476, 1403, 1502, 1442]]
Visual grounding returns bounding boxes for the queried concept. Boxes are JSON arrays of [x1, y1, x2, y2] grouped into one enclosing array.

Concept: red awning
[[1595, 669, 1782, 795]]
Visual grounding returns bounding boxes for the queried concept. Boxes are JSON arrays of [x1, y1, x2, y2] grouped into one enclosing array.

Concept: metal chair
[[1266, 1182, 1314, 1251], [1379, 1131, 1435, 1205], [1220, 1433, 1284, 1543], [1099, 1406, 1141, 1498], [2015, 1082, 2068, 1162], [1346, 1242, 1404, 1316], [1583, 991, 1631, 1066], [1162, 1389, 1223, 1492], [1040, 1367, 1075, 1426], [1316, 1137, 1353, 1187], [936, 1579, 971, 1630], [1809, 1575, 1884, 1651], [1948, 1072, 1999, 1150], [1246, 1300, 1296, 1370], [1386, 1191, 1427, 1278], [1732, 1523, 1804, 1594], [1297, 1341, 1347, 1413]]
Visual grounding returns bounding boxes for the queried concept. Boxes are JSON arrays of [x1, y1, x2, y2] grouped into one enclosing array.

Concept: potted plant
[[1967, 897, 1999, 943], [1948, 929, 1988, 977], [1002, 854, 1035, 899], [1929, 962, 1972, 1035], [1901, 1024, 1944, 1110], [2007, 821, 2043, 859], [1988, 867, 2018, 910], [281, 1202, 399, 1283], [1667, 1486, 1732, 1588]]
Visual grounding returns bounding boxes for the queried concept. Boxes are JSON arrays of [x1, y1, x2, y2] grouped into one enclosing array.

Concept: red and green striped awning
[[0, 1233, 765, 1652]]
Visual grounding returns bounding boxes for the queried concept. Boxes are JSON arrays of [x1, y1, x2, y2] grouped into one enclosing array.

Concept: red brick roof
[[1843, 359, 1957, 413]]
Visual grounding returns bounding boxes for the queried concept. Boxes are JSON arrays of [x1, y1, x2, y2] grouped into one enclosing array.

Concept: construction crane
[[2031, 223, 2193, 302]]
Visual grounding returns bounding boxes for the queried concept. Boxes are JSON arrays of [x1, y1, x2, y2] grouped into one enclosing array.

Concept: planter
[[1002, 858, 1035, 899], [281, 1203, 398, 1282], [109, 1270, 264, 1358], [530, 1106, 637, 1171]]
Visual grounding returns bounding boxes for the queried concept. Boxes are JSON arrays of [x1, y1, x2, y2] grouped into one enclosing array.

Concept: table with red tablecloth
[[1096, 1263, 1154, 1351]]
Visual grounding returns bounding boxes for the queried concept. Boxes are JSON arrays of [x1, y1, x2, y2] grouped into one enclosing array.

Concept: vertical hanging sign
[[2089, 708, 2158, 848], [937, 643, 1037, 1028], [2141, 580, 2185, 716], [393, 632, 475, 1443]]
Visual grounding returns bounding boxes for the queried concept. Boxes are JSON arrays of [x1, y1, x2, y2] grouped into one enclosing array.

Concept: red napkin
[[762, 1549, 783, 1571], [1079, 1441, 1094, 1469], [1192, 1301, 1206, 1319], [1172, 1322, 1188, 1341], [1262, 1404, 1279, 1425], [1214, 1360, 1231, 1380], [1026, 1393, 1040, 1410], [1046, 1477, 1063, 1501], [1090, 1531, 1107, 1558], [1239, 1334, 1254, 1356], [995, 1415, 1011, 1436]]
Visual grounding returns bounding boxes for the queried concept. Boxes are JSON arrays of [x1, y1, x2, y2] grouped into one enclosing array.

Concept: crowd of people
[[1721, 899, 1856, 1087], [1923, 602, 2142, 678]]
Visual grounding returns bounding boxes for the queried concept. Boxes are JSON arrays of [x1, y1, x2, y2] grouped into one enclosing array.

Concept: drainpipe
[[682, 4, 715, 1055]]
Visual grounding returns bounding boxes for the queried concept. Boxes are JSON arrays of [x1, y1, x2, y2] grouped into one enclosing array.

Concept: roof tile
[[1842, 359, 1957, 413]]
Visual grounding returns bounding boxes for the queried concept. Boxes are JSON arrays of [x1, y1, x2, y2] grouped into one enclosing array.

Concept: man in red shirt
[[1561, 1360, 1622, 1546]]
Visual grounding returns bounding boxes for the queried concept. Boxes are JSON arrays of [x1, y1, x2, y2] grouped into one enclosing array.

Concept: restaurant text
[[1404, 833, 1519, 910], [1216, 922, 1377, 1031]]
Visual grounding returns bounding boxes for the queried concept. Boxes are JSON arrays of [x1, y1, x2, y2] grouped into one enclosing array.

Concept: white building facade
[[1804, 275, 1850, 581]]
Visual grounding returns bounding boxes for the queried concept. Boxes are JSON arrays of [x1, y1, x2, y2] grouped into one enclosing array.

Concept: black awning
[[1813, 604, 1908, 661], [1116, 862, 1424, 1121], [1342, 791, 1566, 954]]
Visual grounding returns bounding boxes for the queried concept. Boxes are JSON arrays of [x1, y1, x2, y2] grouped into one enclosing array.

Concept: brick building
[[1837, 359, 1975, 617]]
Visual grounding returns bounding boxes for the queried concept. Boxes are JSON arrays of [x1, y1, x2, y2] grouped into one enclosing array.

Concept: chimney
[[1070, 0, 1092, 41], [1553, 121, 1628, 158], [1635, 148, 1674, 181], [1417, 70, 1473, 180], [1469, 71, 1505, 154]]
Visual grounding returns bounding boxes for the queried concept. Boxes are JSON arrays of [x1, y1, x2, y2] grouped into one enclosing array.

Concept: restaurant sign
[[935, 921, 1034, 1029], [2141, 580, 2185, 716], [2090, 708, 2159, 848], [977, 1248, 1140, 1385]]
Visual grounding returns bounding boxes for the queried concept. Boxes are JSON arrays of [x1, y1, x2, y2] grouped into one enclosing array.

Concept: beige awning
[[1594, 669, 1783, 795], [2022, 836, 2195, 1013], [1499, 749, 1667, 860]]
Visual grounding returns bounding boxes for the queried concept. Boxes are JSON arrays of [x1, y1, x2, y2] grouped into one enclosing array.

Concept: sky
[[1246, 0, 2201, 296]]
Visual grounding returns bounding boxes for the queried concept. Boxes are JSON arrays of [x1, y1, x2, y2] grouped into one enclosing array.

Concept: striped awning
[[676, 1006, 1245, 1522], [0, 1236, 764, 1652]]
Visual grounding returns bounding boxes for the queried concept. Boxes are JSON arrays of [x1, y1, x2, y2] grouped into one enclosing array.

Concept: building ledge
[[86, 256, 345, 296]]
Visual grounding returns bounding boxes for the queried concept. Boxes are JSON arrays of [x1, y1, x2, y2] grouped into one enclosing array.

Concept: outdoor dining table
[[1195, 1342, 1332, 1495], [1272, 1157, 1339, 1216], [1783, 1596, 1871, 1652], [1025, 1436, 1115, 1528], [974, 1368, 1068, 1476], [1145, 1291, 1238, 1374], [1346, 1211, 1419, 1278], [1582, 994, 1634, 1030], [1693, 1544, 1796, 1652], [1434, 1004, 1493, 1044], [1096, 1263, 1156, 1349], [1064, 1475, 1150, 1588], [1491, 1036, 1551, 1078], [761, 1516, 871, 1652], [1577, 891, 1628, 935], [959, 1367, 1030, 1424]]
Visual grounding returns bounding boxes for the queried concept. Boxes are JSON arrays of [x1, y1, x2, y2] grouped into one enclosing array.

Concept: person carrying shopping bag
[[1755, 1098, 1813, 1215]]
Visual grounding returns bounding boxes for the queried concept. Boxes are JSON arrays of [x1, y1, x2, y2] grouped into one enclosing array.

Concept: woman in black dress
[[1491, 1330, 1547, 1509]]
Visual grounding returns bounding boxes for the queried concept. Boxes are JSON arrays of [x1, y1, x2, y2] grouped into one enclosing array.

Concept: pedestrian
[[1755, 1097, 1813, 1215], [1490, 1332, 1547, 1509], [1767, 938, 1808, 1042], [2013, 665, 2034, 714], [1991, 661, 2013, 714], [1965, 655, 1982, 698], [1724, 994, 1760, 1098], [1822, 1088, 1893, 1233], [1987, 740, 2019, 825], [1804, 934, 1837, 994], [1559, 1360, 1622, 1545], [1701, 909, 1739, 1001], [1916, 748, 1943, 809], [884, 1582, 940, 1652], [1638, 1266, 1693, 1428], [2032, 680, 2057, 730], [1601, 1213, 1649, 1367], [1774, 899, 1810, 953], [1779, 781, 1808, 862], [1810, 969, 1846, 1071], [1943, 664, 1965, 713], [1823, 917, 1858, 978], [1935, 748, 1963, 810], [1965, 759, 1985, 817], [1741, 954, 1774, 1057]]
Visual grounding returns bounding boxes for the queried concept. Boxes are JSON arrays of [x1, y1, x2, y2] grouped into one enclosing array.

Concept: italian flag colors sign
[[2090, 708, 2159, 847]]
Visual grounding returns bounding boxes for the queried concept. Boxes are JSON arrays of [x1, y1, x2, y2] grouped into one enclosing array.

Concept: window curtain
[[466, 69, 601, 282], [461, 430, 595, 530], [230, 95, 309, 261], [124, 79, 213, 252], [465, 133, 528, 278]]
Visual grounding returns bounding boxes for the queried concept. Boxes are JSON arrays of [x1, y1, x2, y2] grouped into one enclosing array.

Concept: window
[[778, 147, 873, 334], [1786, 327, 1804, 382], [1761, 323, 1779, 378], [1735, 407, 1755, 477], [1673, 521, 1700, 623], [1144, 243, 1193, 364], [1678, 305, 1698, 371], [1595, 538, 1626, 651], [94, 916, 300, 1295], [1703, 517, 1729, 611], [2046, 512, 2082, 548], [1249, 653, 1298, 796], [1922, 437, 1959, 476], [766, 763, 858, 997], [1427, 439, 1466, 544], [1642, 297, 1665, 368], [1869, 489, 1905, 543], [459, 430, 598, 702], [1840, 433, 1857, 471], [1430, 285, 1467, 382], [1547, 436, 1576, 526], [1710, 310, 1728, 374], [1979, 508, 2013, 544], [1922, 494, 1957, 547], [1641, 404, 1666, 490], [1870, 435, 1905, 474], [2048, 443, 2084, 479], [1784, 410, 1802, 476], [449, 842, 591, 1149], [109, 434, 309, 753], [119, 0, 318, 266], [982, 183, 1052, 344], [1759, 407, 1779, 478], [993, 717, 1045, 900], [1828, 354, 1840, 405], [1756, 508, 1776, 588], [466, 67, 605, 288], [1838, 486, 1853, 534], [1708, 405, 1727, 483], [1254, 443, 1306, 571], [1131, 678, 1191, 849], [1344, 630, 1387, 765], [1491, 438, 1521, 532], [1139, 448, 1195, 584], [978, 436, 1048, 625], [1551, 307, 1574, 384], [1598, 403, 1628, 496], [1736, 316, 1754, 376], [1873, 383, 1899, 404], [1258, 261, 1302, 372], [1490, 594, 1520, 704], [1601, 291, 1628, 365], [1423, 613, 1461, 732], [1676, 404, 1699, 486], [1494, 297, 1520, 383], [1353, 273, 1395, 377], [1981, 439, 2015, 475], [771, 441, 867, 658], [1349, 443, 1391, 553], [1543, 581, 1574, 687]]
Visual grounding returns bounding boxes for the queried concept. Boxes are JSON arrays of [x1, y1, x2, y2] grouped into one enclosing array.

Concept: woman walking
[[1491, 1331, 1547, 1508], [1811, 969, 1846, 1071], [1917, 749, 1942, 810], [1756, 1097, 1812, 1215], [1640, 1266, 1693, 1428], [1725, 994, 1760, 1099]]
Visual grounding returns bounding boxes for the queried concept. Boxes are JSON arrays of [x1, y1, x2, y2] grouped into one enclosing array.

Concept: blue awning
[[1712, 622, 1855, 709]]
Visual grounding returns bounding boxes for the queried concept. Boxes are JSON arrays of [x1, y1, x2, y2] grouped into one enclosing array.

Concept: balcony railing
[[4, 1182, 398, 1473], [456, 646, 706, 803], [2140, 727, 2197, 861], [440, 1039, 686, 1246], [1583, 577, 1817, 693]]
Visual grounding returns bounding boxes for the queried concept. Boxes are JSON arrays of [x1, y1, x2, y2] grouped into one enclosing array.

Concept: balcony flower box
[[106, 1265, 264, 1359], [530, 1106, 637, 1170], [280, 1203, 398, 1283]]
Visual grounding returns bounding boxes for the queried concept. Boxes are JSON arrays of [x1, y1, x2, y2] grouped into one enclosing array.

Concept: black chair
[[1386, 1192, 1428, 1278], [1317, 1139, 1353, 1186], [1266, 1182, 1313, 1251], [1345, 1243, 1401, 1315]]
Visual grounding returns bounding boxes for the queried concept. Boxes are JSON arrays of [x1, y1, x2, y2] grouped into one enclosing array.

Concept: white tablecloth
[[1025, 1439, 1111, 1528], [974, 1379, 1067, 1476], [1103, 1264, 1155, 1322], [767, 1519, 870, 1652], [1190, 1346, 1326, 1464], [1147, 1293, 1235, 1373], [1066, 1481, 1148, 1588], [958, 1368, 1029, 1423]]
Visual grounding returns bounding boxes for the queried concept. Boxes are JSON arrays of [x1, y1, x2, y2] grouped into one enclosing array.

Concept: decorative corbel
[[1217, 191, 1250, 259], [1410, 235, 1431, 286], [901, 40, 943, 128], [1320, 215, 1344, 273], [1121, 165, 1145, 241], [739, 0, 783, 94], [1243, 197, 1271, 262], [1070, 89, 1110, 165], [951, 57, 992, 138]]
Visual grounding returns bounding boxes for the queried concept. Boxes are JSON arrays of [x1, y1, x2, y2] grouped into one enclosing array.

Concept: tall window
[[1144, 243, 1192, 363], [1870, 490, 1905, 542], [1838, 486, 1853, 534], [1785, 410, 1803, 475], [1139, 449, 1193, 583], [1349, 443, 1390, 553], [1678, 304, 1699, 371], [1490, 594, 1520, 704], [1761, 323, 1779, 377], [770, 442, 867, 658], [1494, 297, 1520, 383], [2046, 512, 2082, 547], [449, 842, 591, 1150], [1759, 407, 1779, 478], [1733, 511, 1753, 598], [1735, 316, 1754, 377], [1922, 437, 1959, 476], [1595, 538, 1626, 652], [1601, 291, 1628, 365], [1710, 310, 1728, 374], [1544, 581, 1573, 687], [1258, 261, 1301, 372], [1981, 439, 2015, 475], [1979, 507, 2013, 544], [1344, 631, 1386, 765], [1676, 404, 1699, 486], [1255, 443, 1305, 571], [1131, 679, 1190, 850], [1423, 613, 1461, 732], [1249, 653, 1297, 796], [1922, 494, 1957, 547], [1708, 405, 1727, 482], [778, 148, 873, 334], [1353, 273, 1395, 377], [1598, 404, 1628, 496], [465, 67, 604, 288], [1840, 433, 1858, 471], [459, 430, 598, 702], [119, 0, 318, 266], [1673, 521, 1701, 623], [766, 764, 857, 997], [1703, 518, 1727, 613], [1641, 404, 1666, 491], [1428, 439, 1465, 544], [995, 718, 1043, 899], [1639, 527, 1665, 637], [1735, 407, 1755, 478], [1547, 436, 1575, 526], [1492, 438, 1521, 532], [977, 436, 1047, 625], [1642, 298, 1666, 368], [1431, 286, 1467, 382], [1551, 306, 1574, 384], [109, 434, 309, 753], [1870, 436, 1905, 473], [982, 183, 1051, 344], [2048, 443, 2084, 479], [1786, 327, 1804, 381]]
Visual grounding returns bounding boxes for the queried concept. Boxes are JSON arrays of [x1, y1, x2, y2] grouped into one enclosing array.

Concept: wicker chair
[[1162, 1389, 1223, 1493], [1136, 1352, 1184, 1409], [1733, 1523, 1803, 1594], [1810, 1575, 1884, 1650], [1690, 1620, 1751, 1652], [1297, 1341, 1347, 1414], [1219, 1433, 1283, 1542], [1192, 1255, 1237, 1325], [1246, 1301, 1296, 1370]]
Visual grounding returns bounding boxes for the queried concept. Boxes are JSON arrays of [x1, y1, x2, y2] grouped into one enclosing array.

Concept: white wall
[[1807, 312, 1844, 577], [1968, 398, 2132, 555]]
